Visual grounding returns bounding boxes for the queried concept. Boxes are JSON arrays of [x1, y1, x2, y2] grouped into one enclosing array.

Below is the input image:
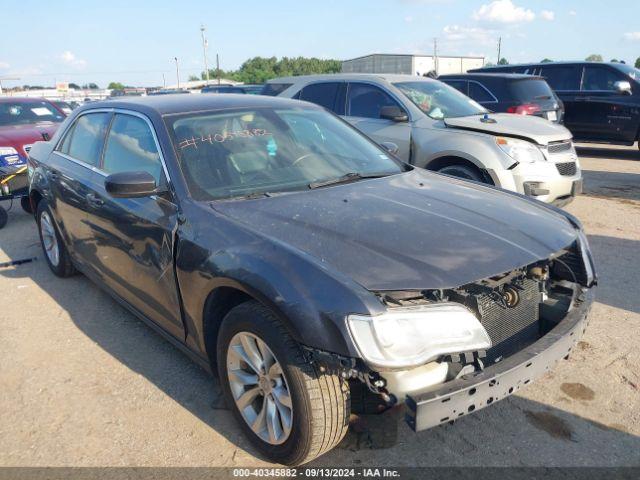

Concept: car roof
[[0, 97, 55, 104], [476, 61, 622, 69], [439, 73, 543, 80], [74, 93, 316, 116], [267, 73, 437, 84]]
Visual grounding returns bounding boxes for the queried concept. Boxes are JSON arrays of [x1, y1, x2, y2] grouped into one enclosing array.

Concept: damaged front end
[[344, 239, 596, 429]]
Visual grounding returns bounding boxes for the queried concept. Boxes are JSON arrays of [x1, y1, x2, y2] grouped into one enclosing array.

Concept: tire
[[36, 200, 76, 277], [20, 196, 33, 214], [217, 301, 350, 465], [0, 206, 7, 229], [437, 164, 485, 183]]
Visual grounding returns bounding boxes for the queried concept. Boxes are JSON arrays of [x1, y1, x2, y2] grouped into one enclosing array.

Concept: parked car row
[[25, 92, 596, 465], [471, 61, 640, 148]]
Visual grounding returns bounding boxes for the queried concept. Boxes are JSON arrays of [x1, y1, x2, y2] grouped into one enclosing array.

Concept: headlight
[[0, 147, 19, 156], [347, 303, 492, 369], [496, 137, 545, 164]]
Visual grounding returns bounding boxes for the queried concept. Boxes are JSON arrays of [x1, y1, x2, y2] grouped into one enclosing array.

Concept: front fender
[[177, 228, 385, 360]]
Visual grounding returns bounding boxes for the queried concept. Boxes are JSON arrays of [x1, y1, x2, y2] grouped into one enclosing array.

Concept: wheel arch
[[424, 155, 495, 185]]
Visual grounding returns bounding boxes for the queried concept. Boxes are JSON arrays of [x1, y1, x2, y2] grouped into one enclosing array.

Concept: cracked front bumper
[[405, 288, 594, 432]]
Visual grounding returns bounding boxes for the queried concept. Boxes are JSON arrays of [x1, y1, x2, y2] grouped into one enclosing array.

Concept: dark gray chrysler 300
[[26, 94, 596, 465]]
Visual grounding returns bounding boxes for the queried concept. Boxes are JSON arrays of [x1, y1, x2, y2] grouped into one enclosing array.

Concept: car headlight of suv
[[347, 303, 492, 369], [496, 137, 545, 164]]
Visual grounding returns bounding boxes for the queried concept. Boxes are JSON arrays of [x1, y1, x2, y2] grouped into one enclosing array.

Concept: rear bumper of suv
[[405, 288, 594, 432]]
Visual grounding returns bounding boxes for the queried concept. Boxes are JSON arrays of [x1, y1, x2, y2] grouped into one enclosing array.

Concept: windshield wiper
[[308, 172, 391, 189]]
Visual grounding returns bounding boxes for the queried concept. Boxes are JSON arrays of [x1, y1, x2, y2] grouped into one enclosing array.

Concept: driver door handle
[[86, 193, 104, 207]]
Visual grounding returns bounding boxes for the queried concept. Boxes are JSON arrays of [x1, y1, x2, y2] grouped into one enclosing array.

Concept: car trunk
[[507, 78, 563, 123]]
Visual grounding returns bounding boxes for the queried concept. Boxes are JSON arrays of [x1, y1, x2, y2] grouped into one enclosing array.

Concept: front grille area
[[556, 162, 577, 176], [547, 141, 572, 154], [553, 245, 588, 285], [456, 278, 541, 365]]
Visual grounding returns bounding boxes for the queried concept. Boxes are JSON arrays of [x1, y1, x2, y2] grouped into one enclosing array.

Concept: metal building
[[341, 54, 485, 76]]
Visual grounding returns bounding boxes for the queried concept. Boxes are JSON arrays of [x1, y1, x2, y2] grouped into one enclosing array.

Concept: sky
[[1, 0, 639, 88]]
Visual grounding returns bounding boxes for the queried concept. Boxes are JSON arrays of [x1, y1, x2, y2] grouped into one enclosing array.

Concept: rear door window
[[468, 82, 495, 103], [539, 66, 581, 91], [102, 114, 164, 184], [347, 83, 401, 119], [582, 66, 626, 91], [298, 82, 344, 114], [60, 112, 111, 166]]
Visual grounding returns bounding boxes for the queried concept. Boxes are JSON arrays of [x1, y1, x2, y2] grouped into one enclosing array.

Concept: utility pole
[[174, 57, 180, 89], [216, 54, 221, 85], [497, 37, 502, 64], [200, 24, 209, 84], [433, 37, 438, 75]]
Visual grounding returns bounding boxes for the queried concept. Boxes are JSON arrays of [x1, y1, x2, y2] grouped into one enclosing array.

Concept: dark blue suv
[[470, 62, 640, 148]]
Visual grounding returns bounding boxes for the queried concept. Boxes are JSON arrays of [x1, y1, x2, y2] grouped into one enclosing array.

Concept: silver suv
[[266, 74, 582, 206]]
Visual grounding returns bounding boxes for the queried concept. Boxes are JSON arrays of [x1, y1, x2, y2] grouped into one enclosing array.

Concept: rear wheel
[[437, 164, 485, 183], [36, 200, 76, 277], [217, 301, 350, 465]]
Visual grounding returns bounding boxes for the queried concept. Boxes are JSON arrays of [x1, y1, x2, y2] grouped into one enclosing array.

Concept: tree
[[610, 59, 619, 63], [498, 57, 509, 65], [540, 58, 553, 63], [187, 75, 200, 81], [635, 57, 640, 68], [68, 82, 81, 89], [585, 54, 603, 62], [107, 82, 125, 90]]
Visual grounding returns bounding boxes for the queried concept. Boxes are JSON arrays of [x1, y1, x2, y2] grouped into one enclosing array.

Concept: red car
[[0, 97, 65, 177]]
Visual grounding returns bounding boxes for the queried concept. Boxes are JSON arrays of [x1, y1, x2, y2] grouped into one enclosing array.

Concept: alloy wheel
[[226, 331, 293, 445], [40, 211, 60, 267]]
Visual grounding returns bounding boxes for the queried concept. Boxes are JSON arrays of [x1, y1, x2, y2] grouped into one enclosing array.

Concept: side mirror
[[380, 105, 409, 122], [614, 80, 632, 95], [105, 171, 159, 198], [380, 142, 399, 155]]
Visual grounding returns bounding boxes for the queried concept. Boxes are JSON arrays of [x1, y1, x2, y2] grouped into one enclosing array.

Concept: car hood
[[0, 123, 59, 154], [444, 113, 570, 145], [212, 169, 577, 291]]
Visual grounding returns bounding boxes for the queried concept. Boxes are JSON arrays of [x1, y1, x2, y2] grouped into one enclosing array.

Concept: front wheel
[[217, 301, 350, 465], [437, 164, 485, 183]]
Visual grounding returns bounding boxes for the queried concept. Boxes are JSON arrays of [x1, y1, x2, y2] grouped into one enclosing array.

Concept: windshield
[[394, 81, 487, 119], [0, 100, 65, 126], [613, 63, 640, 81], [167, 107, 405, 201]]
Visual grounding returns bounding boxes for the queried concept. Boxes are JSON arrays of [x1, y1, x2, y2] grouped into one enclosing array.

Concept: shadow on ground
[[582, 170, 640, 203], [577, 145, 639, 162]]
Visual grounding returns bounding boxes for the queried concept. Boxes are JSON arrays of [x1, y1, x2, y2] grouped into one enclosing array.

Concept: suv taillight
[[507, 103, 542, 115]]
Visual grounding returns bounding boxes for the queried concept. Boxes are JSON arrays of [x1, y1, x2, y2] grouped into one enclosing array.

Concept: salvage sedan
[[27, 94, 596, 465]]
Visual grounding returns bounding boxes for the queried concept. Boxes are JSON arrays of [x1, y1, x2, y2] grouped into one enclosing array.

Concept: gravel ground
[[0, 144, 639, 468]]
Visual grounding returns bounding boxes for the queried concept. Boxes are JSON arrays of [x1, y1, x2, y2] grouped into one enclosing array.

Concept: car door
[[578, 65, 638, 142], [343, 82, 412, 162], [48, 111, 111, 266], [467, 81, 499, 111], [538, 65, 583, 135], [83, 111, 184, 339]]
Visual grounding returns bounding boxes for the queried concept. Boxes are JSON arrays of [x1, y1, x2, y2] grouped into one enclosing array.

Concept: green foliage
[[610, 59, 619, 63], [187, 75, 200, 81], [203, 56, 342, 84], [498, 58, 509, 65], [107, 82, 125, 90], [585, 54, 603, 62], [540, 58, 553, 63], [69, 83, 81, 89], [636, 57, 640, 69]]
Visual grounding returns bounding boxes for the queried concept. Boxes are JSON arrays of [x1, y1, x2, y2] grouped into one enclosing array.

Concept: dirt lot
[[1, 144, 639, 468]]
